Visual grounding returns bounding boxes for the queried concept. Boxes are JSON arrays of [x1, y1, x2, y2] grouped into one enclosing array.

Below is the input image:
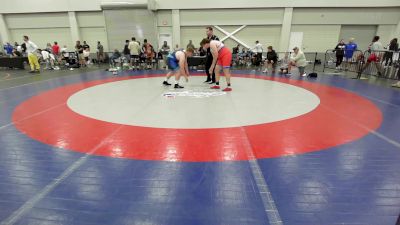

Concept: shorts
[[167, 57, 179, 71], [367, 53, 380, 63], [345, 52, 354, 60], [267, 60, 277, 68], [217, 47, 232, 68], [78, 53, 84, 60]]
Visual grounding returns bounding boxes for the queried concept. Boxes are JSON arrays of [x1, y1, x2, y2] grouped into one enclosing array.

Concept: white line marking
[[0, 87, 164, 225], [0, 74, 32, 82], [0, 69, 101, 91], [0, 125, 123, 225], [322, 104, 400, 149], [228, 95, 283, 224], [0, 103, 65, 132], [0, 73, 11, 80]]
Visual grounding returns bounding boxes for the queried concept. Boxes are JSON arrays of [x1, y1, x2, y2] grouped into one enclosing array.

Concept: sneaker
[[302, 73, 307, 77], [29, 70, 36, 74], [263, 69, 268, 73], [210, 85, 220, 89], [35, 70, 41, 73], [163, 81, 171, 86], [174, 84, 184, 89], [223, 87, 232, 92], [204, 79, 211, 83], [286, 72, 292, 76]]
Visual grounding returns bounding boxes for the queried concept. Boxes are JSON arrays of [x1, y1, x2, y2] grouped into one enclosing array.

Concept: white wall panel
[[10, 28, 73, 48], [157, 10, 172, 26], [292, 8, 400, 25], [234, 26, 282, 50], [156, 0, 400, 9], [291, 25, 341, 52], [81, 27, 109, 52], [339, 25, 377, 50], [5, 13, 69, 29], [1, 0, 399, 13], [180, 9, 284, 26], [103, 9, 157, 50], [180, 27, 204, 50], [181, 25, 281, 50], [376, 25, 396, 46], [76, 11, 105, 27]]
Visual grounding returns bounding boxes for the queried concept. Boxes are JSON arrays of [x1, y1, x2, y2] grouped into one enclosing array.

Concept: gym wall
[[5, 12, 73, 48], [0, 0, 399, 53]]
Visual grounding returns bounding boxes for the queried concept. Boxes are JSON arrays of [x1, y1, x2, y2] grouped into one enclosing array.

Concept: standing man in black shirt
[[75, 41, 84, 67], [205, 27, 219, 83]]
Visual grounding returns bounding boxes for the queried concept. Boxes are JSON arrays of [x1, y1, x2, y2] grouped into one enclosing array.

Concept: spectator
[[52, 41, 60, 56], [123, 40, 130, 62], [263, 46, 278, 74], [187, 40, 195, 49], [252, 41, 263, 66], [383, 38, 398, 67], [232, 44, 240, 54], [344, 38, 358, 70], [23, 35, 40, 73], [41, 49, 55, 70], [288, 47, 307, 76], [21, 42, 27, 56], [4, 43, 13, 56], [97, 41, 104, 63], [12, 48, 22, 57], [128, 37, 140, 69], [75, 41, 85, 67], [46, 43, 53, 53], [83, 41, 90, 51], [160, 41, 170, 68], [161, 41, 170, 53], [357, 36, 384, 78], [14, 42, 22, 53], [109, 49, 121, 67], [174, 44, 180, 51], [239, 47, 250, 65], [82, 41, 90, 64], [143, 39, 154, 69], [60, 45, 69, 64], [334, 39, 346, 70]]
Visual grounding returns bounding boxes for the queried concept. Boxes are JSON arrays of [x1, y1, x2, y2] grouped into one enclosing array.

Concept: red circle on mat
[[12, 74, 382, 162]]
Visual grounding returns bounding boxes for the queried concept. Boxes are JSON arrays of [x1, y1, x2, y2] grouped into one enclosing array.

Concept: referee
[[205, 27, 219, 83]]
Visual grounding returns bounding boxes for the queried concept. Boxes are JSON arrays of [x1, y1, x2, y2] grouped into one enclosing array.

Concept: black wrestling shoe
[[204, 79, 211, 83], [163, 81, 171, 86], [174, 84, 184, 89]]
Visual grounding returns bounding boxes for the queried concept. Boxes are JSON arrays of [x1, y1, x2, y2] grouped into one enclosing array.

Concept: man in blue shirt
[[344, 38, 357, 70], [4, 43, 13, 56]]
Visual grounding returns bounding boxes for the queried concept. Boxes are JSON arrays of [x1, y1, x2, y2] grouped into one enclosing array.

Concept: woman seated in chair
[[109, 49, 121, 68]]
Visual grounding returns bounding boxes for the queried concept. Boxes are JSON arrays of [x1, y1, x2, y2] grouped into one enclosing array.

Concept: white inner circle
[[67, 76, 320, 129]]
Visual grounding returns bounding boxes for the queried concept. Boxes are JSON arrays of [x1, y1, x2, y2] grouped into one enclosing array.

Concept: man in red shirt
[[52, 42, 60, 56]]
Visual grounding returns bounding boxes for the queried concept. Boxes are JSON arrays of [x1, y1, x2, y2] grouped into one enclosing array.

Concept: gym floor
[[0, 66, 399, 225]]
